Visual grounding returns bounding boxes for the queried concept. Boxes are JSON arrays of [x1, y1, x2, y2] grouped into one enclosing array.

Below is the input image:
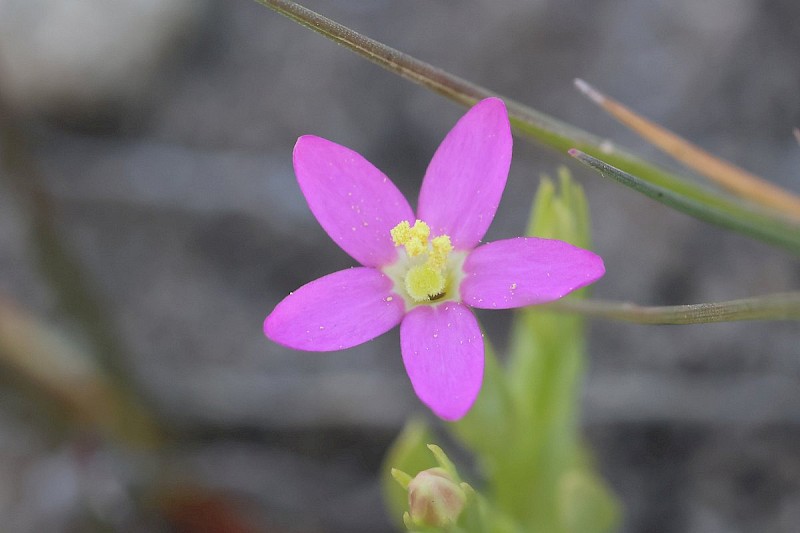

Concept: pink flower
[[264, 98, 605, 421]]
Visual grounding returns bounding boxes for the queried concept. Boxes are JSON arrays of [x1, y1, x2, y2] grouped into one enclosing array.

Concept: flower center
[[389, 220, 454, 303]]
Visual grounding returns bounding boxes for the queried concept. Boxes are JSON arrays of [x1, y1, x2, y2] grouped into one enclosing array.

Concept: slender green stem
[[252, 0, 622, 150], [251, 0, 800, 254], [253, 0, 490, 106], [543, 292, 800, 324]]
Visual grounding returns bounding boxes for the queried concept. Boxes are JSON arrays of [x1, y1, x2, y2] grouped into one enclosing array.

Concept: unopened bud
[[407, 467, 466, 528]]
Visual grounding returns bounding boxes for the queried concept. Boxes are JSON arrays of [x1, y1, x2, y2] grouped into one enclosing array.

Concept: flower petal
[[460, 237, 605, 309], [294, 135, 415, 267], [400, 302, 484, 420], [264, 267, 405, 351], [417, 98, 512, 250]]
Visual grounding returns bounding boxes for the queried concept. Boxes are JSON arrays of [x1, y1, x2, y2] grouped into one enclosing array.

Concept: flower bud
[[407, 467, 466, 528]]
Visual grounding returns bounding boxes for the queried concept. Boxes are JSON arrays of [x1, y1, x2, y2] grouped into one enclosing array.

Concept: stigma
[[390, 220, 453, 302]]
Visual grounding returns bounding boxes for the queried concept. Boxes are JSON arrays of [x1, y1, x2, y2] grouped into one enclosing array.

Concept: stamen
[[390, 220, 412, 247], [391, 220, 430, 257], [389, 220, 454, 303], [428, 235, 452, 270]]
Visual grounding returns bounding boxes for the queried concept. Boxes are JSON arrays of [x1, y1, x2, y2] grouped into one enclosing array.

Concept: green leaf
[[557, 465, 620, 533], [497, 172, 619, 532], [569, 149, 800, 254], [449, 340, 515, 465]]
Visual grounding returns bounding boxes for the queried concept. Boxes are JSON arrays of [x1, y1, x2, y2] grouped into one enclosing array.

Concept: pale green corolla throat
[[383, 219, 464, 306]]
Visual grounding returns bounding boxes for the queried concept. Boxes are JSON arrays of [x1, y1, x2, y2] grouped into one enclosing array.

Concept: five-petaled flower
[[264, 98, 605, 421]]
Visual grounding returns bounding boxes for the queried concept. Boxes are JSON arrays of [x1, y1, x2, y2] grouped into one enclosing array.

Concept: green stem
[[543, 292, 800, 324], [251, 0, 800, 254]]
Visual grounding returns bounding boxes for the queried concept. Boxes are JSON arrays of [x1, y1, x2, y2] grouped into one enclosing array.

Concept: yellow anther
[[387, 220, 455, 303], [405, 264, 446, 302], [390, 220, 412, 247], [428, 235, 452, 270], [391, 220, 430, 257]]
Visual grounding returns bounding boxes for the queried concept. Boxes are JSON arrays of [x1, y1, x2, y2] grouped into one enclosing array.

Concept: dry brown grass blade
[[575, 79, 800, 221], [0, 297, 162, 448]]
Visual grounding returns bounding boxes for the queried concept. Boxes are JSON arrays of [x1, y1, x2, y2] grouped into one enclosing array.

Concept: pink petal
[[294, 135, 415, 267], [400, 302, 484, 421], [417, 98, 512, 250], [460, 237, 605, 309], [264, 267, 405, 351]]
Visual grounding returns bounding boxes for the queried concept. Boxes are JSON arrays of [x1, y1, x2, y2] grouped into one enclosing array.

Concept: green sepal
[[381, 419, 438, 528]]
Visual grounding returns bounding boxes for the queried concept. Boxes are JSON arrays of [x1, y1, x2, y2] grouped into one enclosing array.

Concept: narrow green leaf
[[499, 172, 619, 532], [569, 149, 800, 254], [544, 292, 800, 324], [558, 466, 621, 533], [449, 340, 515, 461], [251, 0, 800, 253], [391, 468, 414, 490], [574, 79, 800, 220]]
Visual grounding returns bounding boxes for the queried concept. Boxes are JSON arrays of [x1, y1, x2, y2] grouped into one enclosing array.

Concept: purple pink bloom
[[264, 98, 605, 421]]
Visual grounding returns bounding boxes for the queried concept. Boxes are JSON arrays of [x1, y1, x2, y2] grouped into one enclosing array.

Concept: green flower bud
[[407, 467, 467, 528]]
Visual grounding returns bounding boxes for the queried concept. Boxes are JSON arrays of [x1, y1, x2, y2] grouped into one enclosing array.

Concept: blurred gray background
[[0, 0, 799, 531]]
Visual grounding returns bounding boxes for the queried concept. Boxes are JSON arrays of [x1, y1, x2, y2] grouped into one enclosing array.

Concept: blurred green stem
[[0, 74, 164, 447], [0, 88, 130, 384]]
